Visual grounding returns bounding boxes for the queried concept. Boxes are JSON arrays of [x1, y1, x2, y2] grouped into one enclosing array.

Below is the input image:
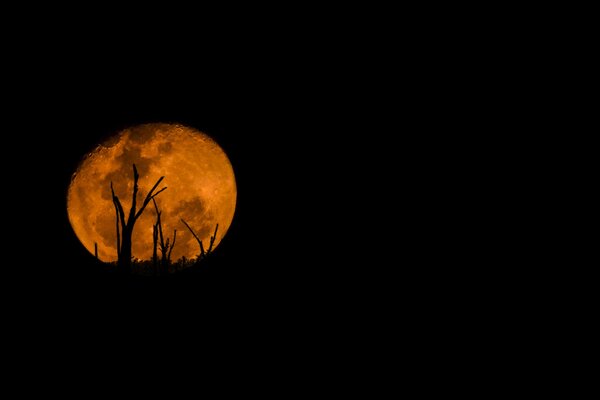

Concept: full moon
[[67, 123, 237, 267]]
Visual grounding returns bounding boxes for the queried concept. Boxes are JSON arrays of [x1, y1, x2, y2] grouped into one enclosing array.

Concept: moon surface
[[67, 123, 236, 265]]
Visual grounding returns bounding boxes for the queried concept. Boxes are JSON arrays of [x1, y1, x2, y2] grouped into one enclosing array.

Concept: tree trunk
[[161, 254, 168, 275], [118, 227, 133, 273]]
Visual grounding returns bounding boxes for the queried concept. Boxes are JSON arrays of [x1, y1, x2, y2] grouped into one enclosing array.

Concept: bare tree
[[152, 198, 176, 275], [110, 164, 167, 273], [181, 219, 218, 262]]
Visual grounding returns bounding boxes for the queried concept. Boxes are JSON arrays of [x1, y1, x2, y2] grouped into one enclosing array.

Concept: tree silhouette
[[181, 219, 218, 262], [110, 164, 167, 273], [152, 198, 176, 275]]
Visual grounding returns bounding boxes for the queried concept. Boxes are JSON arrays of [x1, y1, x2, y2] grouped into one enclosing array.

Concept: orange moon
[[67, 123, 237, 264]]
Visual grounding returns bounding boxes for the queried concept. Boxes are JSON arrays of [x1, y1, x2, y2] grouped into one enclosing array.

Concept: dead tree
[[181, 219, 218, 262], [110, 164, 167, 273], [152, 198, 176, 275]]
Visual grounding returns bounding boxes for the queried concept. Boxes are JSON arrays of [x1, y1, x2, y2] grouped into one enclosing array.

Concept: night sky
[[0, 11, 521, 381], [5, 46, 407, 335], [8, 71, 355, 319]]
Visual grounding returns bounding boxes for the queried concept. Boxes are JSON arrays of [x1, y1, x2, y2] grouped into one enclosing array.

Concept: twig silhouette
[[152, 198, 176, 275], [181, 219, 219, 262]]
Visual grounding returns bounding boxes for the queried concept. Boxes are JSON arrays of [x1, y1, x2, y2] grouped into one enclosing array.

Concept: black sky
[[6, 67, 350, 315], [0, 11, 536, 381], [3, 32, 422, 329]]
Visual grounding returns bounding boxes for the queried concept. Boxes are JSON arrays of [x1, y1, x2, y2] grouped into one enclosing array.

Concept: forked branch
[[135, 175, 166, 220], [181, 219, 219, 260]]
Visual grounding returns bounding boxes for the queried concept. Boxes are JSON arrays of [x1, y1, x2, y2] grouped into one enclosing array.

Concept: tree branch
[[153, 198, 165, 249], [127, 164, 140, 226], [111, 181, 125, 254], [200, 239, 205, 257], [181, 218, 204, 256], [135, 177, 166, 220], [207, 224, 219, 254], [149, 187, 167, 200], [168, 229, 177, 262]]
